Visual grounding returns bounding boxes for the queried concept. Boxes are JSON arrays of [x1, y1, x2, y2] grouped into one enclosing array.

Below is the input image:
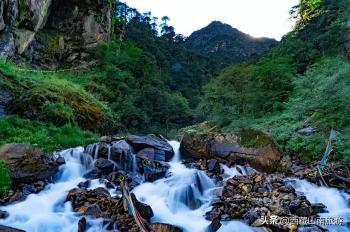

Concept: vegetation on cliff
[[200, 0, 350, 163]]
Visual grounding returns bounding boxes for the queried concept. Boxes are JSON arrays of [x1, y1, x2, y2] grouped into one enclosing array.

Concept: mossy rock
[[178, 121, 219, 137], [237, 128, 276, 148]]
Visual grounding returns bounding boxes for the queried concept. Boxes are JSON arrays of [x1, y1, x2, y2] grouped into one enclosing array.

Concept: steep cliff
[[0, 0, 111, 69]]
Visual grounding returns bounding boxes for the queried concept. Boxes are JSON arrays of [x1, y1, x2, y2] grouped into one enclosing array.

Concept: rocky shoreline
[[0, 131, 349, 232]]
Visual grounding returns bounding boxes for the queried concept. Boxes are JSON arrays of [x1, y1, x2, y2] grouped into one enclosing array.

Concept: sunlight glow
[[123, 0, 299, 40]]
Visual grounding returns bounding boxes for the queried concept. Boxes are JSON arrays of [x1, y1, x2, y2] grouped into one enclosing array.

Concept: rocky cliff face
[[185, 21, 277, 64], [0, 0, 111, 69]]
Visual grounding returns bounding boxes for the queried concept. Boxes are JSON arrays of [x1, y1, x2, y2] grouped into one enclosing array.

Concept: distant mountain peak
[[185, 21, 277, 64]]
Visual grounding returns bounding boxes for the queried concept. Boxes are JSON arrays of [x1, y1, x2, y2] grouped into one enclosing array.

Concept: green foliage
[[0, 161, 11, 196], [94, 41, 192, 134], [42, 102, 75, 126], [200, 0, 350, 164], [199, 57, 295, 126], [1, 72, 114, 133], [224, 57, 350, 164], [120, 7, 221, 107], [0, 116, 98, 152], [199, 64, 255, 126], [285, 0, 350, 73]]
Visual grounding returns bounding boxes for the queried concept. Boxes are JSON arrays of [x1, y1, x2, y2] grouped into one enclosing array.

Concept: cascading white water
[[290, 178, 350, 232], [133, 161, 216, 231], [2, 140, 349, 232], [0, 147, 105, 232], [168, 140, 181, 162], [133, 141, 254, 232]]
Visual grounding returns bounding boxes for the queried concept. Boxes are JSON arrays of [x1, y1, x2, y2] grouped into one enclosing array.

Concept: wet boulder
[[0, 143, 58, 186], [131, 193, 154, 222], [56, 157, 66, 165], [84, 204, 105, 218], [95, 158, 114, 174], [110, 140, 132, 163], [243, 209, 260, 225], [151, 223, 183, 232], [0, 210, 8, 219], [207, 159, 220, 174], [85, 142, 110, 160], [180, 123, 281, 173], [126, 135, 174, 162], [143, 161, 170, 182], [78, 217, 87, 232], [311, 203, 327, 213], [0, 225, 25, 232], [83, 168, 102, 179]]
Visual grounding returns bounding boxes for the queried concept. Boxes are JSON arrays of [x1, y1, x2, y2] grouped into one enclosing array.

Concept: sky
[[123, 0, 299, 40]]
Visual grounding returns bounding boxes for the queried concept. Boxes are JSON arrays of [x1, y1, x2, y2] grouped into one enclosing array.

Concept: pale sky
[[123, 0, 299, 40]]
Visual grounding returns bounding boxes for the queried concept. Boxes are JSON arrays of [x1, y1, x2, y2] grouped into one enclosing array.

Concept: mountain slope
[[185, 21, 278, 64], [199, 0, 350, 164]]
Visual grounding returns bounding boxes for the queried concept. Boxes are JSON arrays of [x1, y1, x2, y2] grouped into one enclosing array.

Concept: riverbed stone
[[126, 134, 174, 161], [151, 223, 183, 232], [207, 159, 220, 174], [95, 158, 114, 174], [179, 123, 282, 173], [78, 217, 87, 232], [56, 157, 66, 165], [0, 210, 8, 219], [0, 143, 58, 186], [0, 225, 25, 232]]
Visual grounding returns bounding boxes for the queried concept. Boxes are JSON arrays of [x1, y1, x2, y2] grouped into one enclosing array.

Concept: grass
[[0, 116, 98, 153], [0, 160, 11, 196]]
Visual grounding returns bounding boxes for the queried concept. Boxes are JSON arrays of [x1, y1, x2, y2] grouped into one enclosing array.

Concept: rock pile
[[206, 173, 325, 232]]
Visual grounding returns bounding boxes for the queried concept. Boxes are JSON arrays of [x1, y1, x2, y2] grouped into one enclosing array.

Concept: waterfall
[[0, 147, 105, 232], [133, 141, 219, 232], [289, 178, 350, 232], [131, 153, 138, 173], [107, 145, 111, 160], [168, 140, 181, 162], [2, 140, 349, 232], [94, 144, 99, 160]]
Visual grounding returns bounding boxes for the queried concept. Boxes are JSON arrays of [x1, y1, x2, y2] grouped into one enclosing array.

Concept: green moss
[[47, 36, 60, 56], [238, 129, 274, 148], [178, 122, 218, 136], [0, 161, 11, 196], [37, 29, 62, 56]]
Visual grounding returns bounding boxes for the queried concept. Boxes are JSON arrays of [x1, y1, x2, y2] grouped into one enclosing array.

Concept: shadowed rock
[[0, 143, 58, 186]]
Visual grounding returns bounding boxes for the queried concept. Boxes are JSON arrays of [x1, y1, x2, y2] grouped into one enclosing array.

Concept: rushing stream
[[0, 141, 350, 232]]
